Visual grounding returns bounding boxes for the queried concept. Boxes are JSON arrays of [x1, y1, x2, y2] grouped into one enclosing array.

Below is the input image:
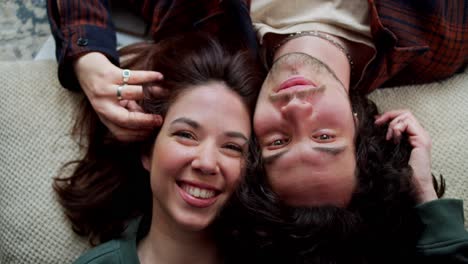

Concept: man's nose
[[280, 96, 313, 121], [191, 143, 220, 175]]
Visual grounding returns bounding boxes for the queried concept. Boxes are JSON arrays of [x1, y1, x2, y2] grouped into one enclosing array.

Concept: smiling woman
[[52, 32, 262, 264], [141, 83, 251, 232]]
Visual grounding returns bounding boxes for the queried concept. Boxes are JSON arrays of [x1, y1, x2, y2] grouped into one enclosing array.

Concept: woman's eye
[[224, 143, 243, 153], [174, 131, 195, 140]]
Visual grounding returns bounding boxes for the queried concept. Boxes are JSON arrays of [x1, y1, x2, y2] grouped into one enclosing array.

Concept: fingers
[[126, 100, 144, 112], [146, 84, 169, 97], [99, 104, 163, 142], [115, 84, 168, 101], [118, 100, 143, 112], [100, 117, 155, 142], [107, 104, 163, 129], [117, 69, 165, 100], [374, 109, 409, 125], [95, 83, 167, 102], [374, 109, 431, 149], [123, 70, 163, 84], [93, 98, 162, 142], [376, 109, 436, 204], [74, 54, 165, 142], [386, 114, 410, 142], [116, 84, 144, 100]]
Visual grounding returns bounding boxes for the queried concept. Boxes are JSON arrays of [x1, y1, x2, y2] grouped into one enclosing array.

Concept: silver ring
[[122, 69, 131, 84], [116, 84, 125, 100]]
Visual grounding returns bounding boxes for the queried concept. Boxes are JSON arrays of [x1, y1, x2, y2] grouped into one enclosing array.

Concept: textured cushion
[[369, 73, 468, 214], [0, 60, 467, 263], [0, 61, 88, 263]]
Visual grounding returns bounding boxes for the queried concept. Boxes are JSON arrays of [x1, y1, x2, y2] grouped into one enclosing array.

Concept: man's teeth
[[183, 185, 216, 199]]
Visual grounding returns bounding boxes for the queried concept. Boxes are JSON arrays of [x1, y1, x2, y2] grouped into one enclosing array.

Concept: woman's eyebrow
[[171, 118, 248, 141], [170, 117, 199, 128], [225, 131, 248, 141]]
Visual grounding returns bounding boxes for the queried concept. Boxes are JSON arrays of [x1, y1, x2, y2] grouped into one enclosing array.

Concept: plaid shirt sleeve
[[47, 0, 126, 90], [47, 0, 253, 91], [359, 0, 468, 93]]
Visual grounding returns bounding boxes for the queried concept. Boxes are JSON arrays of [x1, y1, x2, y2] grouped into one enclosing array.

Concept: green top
[[415, 198, 468, 263], [74, 199, 468, 263], [73, 219, 141, 264]]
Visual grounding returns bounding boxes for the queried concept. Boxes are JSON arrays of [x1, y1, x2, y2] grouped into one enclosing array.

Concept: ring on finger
[[116, 84, 126, 101], [122, 69, 131, 84]]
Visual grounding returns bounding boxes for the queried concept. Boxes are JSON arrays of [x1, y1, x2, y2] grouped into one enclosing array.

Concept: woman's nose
[[191, 143, 220, 175]]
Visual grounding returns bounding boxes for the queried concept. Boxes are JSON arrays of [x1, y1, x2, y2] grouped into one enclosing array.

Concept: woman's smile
[[177, 181, 220, 208]]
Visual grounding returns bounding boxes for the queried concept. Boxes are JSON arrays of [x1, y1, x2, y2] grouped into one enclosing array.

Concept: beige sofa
[[0, 60, 467, 263]]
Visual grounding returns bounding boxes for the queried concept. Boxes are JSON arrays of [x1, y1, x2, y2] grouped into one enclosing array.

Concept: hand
[[74, 52, 164, 141], [375, 110, 438, 204]]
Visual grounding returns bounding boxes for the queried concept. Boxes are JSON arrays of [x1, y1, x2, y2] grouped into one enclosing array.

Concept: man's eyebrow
[[262, 144, 347, 164], [225, 131, 248, 141], [263, 149, 289, 164], [170, 117, 199, 128], [312, 145, 347, 156]]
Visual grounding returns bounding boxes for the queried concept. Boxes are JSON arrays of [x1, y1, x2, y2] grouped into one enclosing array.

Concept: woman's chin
[[177, 217, 214, 232]]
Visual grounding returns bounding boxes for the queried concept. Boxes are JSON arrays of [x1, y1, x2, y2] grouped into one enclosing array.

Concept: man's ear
[[141, 153, 151, 172]]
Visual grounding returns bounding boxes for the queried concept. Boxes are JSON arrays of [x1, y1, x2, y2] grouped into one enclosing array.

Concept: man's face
[[254, 53, 357, 207]]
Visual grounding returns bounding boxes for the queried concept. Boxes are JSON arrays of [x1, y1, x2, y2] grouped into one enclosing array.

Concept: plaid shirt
[[48, 0, 467, 93], [362, 0, 468, 93], [47, 0, 254, 90]]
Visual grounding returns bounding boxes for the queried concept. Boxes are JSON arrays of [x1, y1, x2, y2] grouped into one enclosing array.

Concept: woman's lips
[[276, 76, 316, 93]]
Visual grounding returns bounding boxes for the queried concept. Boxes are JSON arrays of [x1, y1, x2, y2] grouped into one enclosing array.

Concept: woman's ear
[[141, 153, 151, 172]]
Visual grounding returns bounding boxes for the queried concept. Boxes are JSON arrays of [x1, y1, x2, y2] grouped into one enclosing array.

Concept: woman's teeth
[[182, 184, 216, 199]]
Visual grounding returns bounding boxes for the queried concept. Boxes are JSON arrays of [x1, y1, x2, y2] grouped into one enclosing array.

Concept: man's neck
[[137, 217, 219, 264], [273, 35, 351, 92]]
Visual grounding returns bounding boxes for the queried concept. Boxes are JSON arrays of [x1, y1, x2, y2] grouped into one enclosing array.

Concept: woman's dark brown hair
[[53, 32, 263, 245]]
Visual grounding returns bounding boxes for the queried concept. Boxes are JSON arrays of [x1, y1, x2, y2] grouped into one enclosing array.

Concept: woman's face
[[142, 82, 251, 231]]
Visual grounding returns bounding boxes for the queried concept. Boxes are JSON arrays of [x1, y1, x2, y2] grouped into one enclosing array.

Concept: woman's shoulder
[[73, 239, 128, 264], [73, 218, 142, 264]]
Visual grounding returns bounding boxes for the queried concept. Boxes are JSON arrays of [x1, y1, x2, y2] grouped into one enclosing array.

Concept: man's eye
[[319, 134, 330, 140], [315, 134, 334, 141], [272, 139, 284, 146], [270, 138, 288, 146]]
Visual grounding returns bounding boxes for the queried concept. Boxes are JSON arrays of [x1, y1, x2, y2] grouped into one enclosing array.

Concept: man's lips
[[276, 76, 316, 93]]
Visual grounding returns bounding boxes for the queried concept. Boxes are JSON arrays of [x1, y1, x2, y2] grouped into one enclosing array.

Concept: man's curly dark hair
[[218, 94, 445, 264]]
